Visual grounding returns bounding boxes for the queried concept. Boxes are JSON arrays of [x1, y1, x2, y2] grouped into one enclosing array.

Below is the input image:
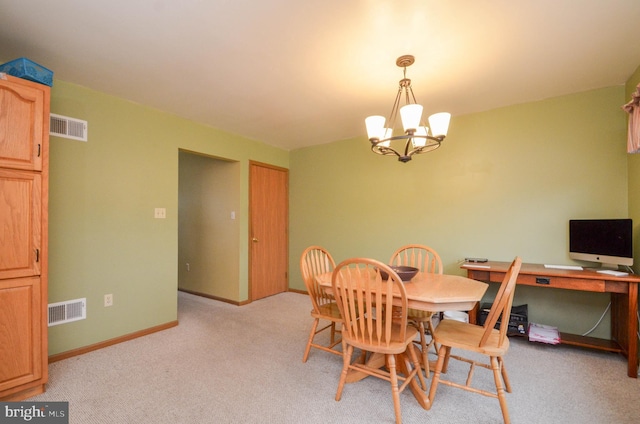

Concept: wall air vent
[[48, 298, 86, 326], [50, 113, 88, 141]]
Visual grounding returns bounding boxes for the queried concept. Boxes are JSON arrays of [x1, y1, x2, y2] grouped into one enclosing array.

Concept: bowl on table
[[378, 265, 419, 282]]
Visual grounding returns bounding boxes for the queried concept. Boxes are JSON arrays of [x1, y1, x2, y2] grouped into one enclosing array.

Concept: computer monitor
[[569, 219, 633, 268]]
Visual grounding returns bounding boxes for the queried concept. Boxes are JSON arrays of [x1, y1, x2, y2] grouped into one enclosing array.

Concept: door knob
[[252, 238, 259, 242]]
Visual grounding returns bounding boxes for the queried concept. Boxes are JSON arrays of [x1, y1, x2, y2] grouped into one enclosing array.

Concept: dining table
[[316, 269, 489, 410]]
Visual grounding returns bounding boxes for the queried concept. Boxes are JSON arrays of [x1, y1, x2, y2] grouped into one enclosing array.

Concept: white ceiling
[[1, 1, 640, 151]]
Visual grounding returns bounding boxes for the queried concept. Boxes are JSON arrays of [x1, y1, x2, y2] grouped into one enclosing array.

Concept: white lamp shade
[[365, 115, 386, 140], [428, 112, 451, 136], [412, 127, 428, 147], [400, 104, 423, 132], [379, 128, 393, 147]]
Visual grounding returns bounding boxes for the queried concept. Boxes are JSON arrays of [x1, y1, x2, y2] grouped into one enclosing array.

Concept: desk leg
[[612, 283, 639, 378], [626, 283, 638, 378]]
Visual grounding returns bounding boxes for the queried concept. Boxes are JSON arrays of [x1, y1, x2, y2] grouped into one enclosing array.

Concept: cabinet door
[[0, 77, 46, 171], [0, 277, 42, 392], [0, 169, 41, 279]]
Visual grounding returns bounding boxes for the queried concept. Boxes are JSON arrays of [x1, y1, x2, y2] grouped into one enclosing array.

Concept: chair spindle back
[[300, 246, 336, 312], [390, 244, 443, 276], [332, 258, 408, 348]]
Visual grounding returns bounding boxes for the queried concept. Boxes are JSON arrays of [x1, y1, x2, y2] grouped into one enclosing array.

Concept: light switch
[[154, 208, 166, 219], [231, 211, 236, 220]]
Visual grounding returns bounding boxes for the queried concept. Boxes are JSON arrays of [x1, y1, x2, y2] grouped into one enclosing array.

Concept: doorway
[[178, 151, 240, 301], [249, 161, 289, 301]]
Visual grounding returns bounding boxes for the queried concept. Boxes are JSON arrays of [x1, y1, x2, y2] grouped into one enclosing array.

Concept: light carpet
[[31, 291, 640, 423]]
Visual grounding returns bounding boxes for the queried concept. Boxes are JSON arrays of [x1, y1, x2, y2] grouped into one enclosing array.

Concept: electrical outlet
[[104, 294, 113, 307]]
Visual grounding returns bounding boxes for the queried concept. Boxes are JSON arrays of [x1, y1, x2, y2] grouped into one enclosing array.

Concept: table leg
[[468, 303, 479, 324], [345, 352, 385, 383], [395, 352, 432, 410]]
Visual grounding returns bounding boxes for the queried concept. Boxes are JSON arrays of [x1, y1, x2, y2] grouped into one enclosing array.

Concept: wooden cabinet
[[0, 77, 45, 171], [0, 277, 43, 394], [0, 74, 49, 400], [0, 170, 42, 280]]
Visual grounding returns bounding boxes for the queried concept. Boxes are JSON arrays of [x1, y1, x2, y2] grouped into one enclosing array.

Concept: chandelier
[[365, 55, 451, 163]]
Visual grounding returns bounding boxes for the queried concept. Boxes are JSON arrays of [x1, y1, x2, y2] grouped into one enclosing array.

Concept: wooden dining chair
[[390, 244, 443, 377], [428, 256, 522, 424], [300, 246, 343, 362], [332, 258, 425, 424]]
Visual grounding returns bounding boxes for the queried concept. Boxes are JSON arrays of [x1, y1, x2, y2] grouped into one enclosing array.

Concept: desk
[[462, 261, 640, 378], [317, 271, 488, 409]]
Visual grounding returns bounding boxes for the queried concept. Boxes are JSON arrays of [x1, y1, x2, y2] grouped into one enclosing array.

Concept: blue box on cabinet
[[0, 57, 53, 86]]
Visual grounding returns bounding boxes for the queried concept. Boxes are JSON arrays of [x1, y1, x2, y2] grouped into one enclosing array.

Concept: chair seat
[[344, 322, 420, 355], [434, 319, 510, 357], [407, 308, 433, 320], [311, 301, 342, 320]]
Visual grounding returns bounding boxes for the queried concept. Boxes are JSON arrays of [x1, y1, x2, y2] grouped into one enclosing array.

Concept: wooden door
[[249, 162, 288, 300]]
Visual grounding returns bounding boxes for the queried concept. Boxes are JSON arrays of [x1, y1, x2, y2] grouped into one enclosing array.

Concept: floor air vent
[[50, 113, 88, 141], [48, 298, 86, 326]]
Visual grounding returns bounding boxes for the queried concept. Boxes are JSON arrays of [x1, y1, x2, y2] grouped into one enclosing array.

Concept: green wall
[[46, 73, 637, 355], [289, 86, 628, 339], [48, 81, 288, 355]]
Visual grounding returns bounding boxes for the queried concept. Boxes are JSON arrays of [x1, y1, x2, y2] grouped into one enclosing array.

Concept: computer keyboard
[[544, 264, 583, 270]]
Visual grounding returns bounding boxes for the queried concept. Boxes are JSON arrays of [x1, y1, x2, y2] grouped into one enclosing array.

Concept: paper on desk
[[528, 323, 561, 345], [462, 263, 490, 269]]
